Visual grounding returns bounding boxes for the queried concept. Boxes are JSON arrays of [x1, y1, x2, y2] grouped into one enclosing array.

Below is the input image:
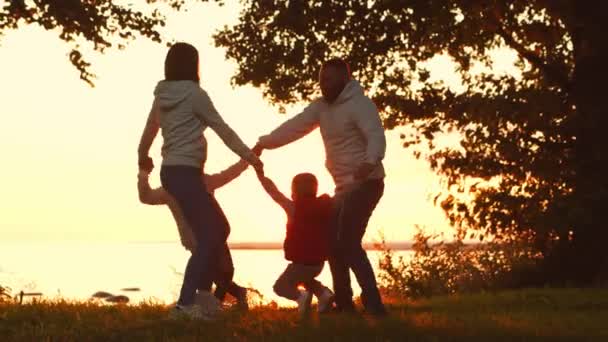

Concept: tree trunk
[[568, 2, 608, 284]]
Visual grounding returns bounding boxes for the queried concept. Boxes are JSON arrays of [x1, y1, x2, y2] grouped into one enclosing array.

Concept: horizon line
[[0, 239, 414, 251]]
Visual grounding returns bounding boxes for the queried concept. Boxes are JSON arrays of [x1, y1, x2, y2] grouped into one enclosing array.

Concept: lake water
[[0, 242, 411, 306]]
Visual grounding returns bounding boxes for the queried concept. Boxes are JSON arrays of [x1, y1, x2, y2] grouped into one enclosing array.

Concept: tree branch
[[494, 20, 571, 90]]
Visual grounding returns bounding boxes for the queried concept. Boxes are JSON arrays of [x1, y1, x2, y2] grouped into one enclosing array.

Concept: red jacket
[[284, 194, 333, 264]]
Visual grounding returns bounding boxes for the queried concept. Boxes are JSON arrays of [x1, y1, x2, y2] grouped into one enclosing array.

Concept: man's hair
[[291, 173, 318, 198], [322, 58, 351, 79]]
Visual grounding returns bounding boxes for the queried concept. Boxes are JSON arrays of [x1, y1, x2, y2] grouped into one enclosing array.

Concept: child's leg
[[306, 269, 334, 313], [302, 263, 330, 297], [305, 279, 331, 298], [274, 263, 324, 301]]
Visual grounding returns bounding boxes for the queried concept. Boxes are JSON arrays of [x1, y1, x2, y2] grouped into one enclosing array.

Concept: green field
[[1, 288, 607, 341]]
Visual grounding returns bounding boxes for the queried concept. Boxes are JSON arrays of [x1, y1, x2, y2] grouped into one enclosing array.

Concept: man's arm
[[137, 172, 170, 205], [205, 159, 249, 191], [257, 101, 321, 149], [256, 175, 294, 216], [137, 99, 160, 171], [352, 98, 387, 179]]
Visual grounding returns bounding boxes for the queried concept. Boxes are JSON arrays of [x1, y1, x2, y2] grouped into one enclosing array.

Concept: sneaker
[[296, 290, 313, 317], [317, 288, 335, 313], [195, 291, 222, 319], [168, 304, 206, 320], [235, 287, 249, 311]]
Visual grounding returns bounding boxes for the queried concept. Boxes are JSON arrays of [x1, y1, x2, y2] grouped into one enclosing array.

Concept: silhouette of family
[[137, 42, 387, 320]]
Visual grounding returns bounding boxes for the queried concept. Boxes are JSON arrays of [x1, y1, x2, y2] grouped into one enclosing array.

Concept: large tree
[[214, 1, 608, 284], [0, 0, 220, 85]]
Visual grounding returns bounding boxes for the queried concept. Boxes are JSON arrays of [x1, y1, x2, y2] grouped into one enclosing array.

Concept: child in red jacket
[[257, 172, 335, 316]]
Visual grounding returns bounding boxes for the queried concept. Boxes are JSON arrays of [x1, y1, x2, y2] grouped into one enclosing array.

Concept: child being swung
[[137, 150, 257, 309], [256, 172, 335, 315]]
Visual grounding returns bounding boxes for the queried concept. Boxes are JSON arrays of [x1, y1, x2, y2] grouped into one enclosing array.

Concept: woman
[[137, 42, 263, 320]]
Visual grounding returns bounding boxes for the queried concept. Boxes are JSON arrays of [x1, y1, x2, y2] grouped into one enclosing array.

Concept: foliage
[[214, 1, 608, 283], [0, 0, 222, 85], [0, 284, 11, 302], [377, 229, 541, 299]]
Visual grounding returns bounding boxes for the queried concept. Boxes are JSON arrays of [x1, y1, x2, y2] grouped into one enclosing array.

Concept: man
[[256, 58, 387, 316]]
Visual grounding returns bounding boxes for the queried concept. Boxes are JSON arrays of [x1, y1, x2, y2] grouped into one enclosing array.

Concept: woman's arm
[[137, 99, 160, 171], [193, 89, 263, 173]]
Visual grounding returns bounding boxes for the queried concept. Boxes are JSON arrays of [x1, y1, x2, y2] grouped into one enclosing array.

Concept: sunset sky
[[0, 2, 518, 243]]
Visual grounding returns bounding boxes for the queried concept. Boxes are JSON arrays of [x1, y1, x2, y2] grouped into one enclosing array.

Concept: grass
[[1, 288, 607, 341]]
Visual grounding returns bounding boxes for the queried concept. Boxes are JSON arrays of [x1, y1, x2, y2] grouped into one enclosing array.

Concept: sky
[[0, 2, 519, 243]]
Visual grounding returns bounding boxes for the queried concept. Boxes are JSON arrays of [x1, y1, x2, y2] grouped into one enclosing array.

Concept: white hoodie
[[153, 80, 258, 168], [258, 80, 386, 193]]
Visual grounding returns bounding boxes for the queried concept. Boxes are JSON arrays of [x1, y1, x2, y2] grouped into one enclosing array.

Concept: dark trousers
[[274, 263, 330, 301], [207, 196, 245, 300], [161, 165, 226, 306], [213, 242, 245, 300], [328, 179, 385, 311]]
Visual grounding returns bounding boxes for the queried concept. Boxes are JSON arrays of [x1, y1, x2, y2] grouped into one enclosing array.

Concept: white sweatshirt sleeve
[[193, 89, 260, 166], [353, 98, 386, 165], [258, 101, 321, 149]]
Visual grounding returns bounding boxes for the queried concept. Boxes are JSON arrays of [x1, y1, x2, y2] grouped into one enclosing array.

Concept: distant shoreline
[[0, 240, 414, 251], [227, 241, 413, 251]]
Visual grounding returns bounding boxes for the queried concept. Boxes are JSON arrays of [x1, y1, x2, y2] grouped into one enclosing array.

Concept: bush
[[377, 228, 542, 298], [1, 284, 11, 302]]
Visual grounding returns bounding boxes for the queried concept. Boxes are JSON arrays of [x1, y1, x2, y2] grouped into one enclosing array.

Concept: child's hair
[[165, 42, 200, 82], [291, 173, 318, 199]]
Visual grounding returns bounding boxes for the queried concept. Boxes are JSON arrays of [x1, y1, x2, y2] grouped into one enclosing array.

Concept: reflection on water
[[0, 242, 411, 306]]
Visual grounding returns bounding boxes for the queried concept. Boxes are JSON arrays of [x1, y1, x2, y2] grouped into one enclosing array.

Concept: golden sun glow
[[0, 2, 474, 244]]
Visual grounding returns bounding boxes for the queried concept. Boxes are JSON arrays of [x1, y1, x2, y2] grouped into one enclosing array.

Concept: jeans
[[274, 262, 330, 301], [206, 196, 245, 300], [160, 165, 226, 306], [328, 179, 385, 312], [213, 241, 246, 300]]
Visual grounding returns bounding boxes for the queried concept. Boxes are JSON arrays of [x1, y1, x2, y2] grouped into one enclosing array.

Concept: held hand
[[138, 155, 154, 173], [255, 169, 267, 181], [252, 144, 264, 157], [354, 162, 375, 180], [252, 158, 264, 177]]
